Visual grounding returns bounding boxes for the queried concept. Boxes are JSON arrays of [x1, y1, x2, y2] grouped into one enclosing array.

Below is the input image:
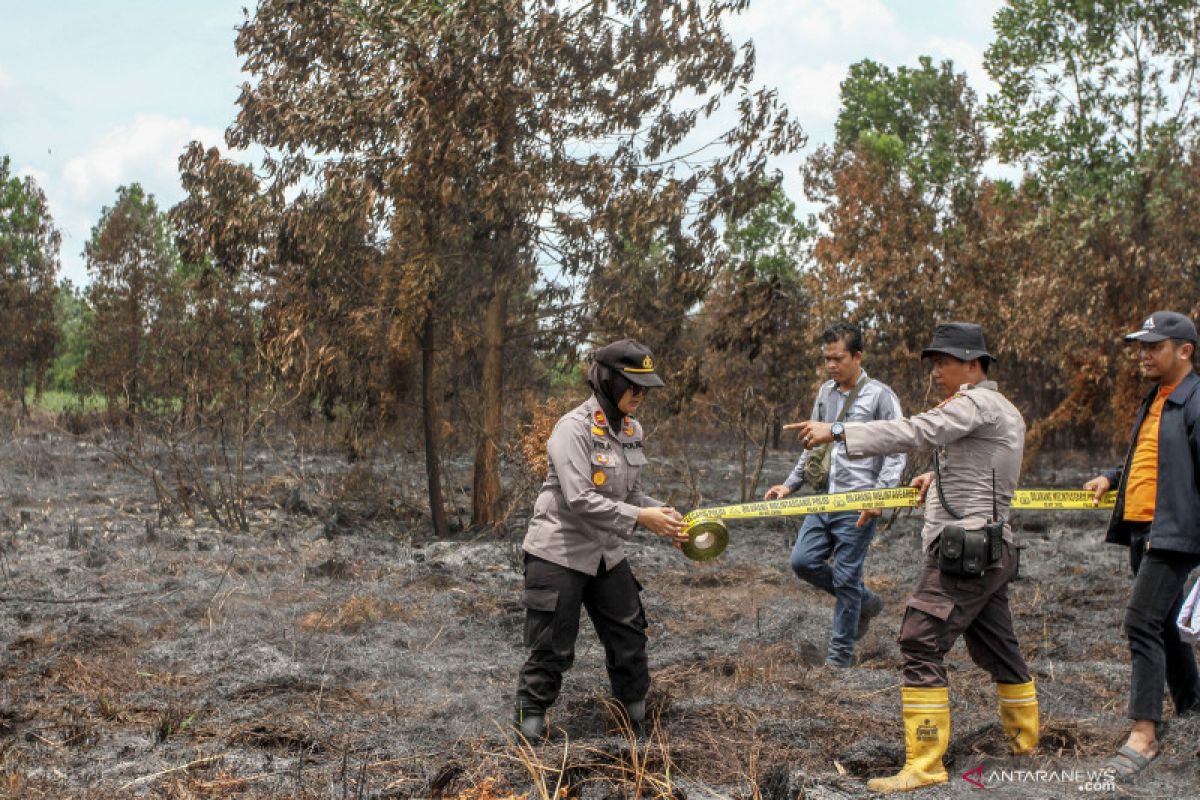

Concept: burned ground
[[0, 423, 1195, 798]]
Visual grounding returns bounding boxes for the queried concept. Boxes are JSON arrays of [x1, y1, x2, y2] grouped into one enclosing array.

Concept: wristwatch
[[830, 421, 845, 442]]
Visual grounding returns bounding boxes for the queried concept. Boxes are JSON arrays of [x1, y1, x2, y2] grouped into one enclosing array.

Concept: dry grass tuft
[[299, 594, 411, 632], [452, 776, 533, 800]]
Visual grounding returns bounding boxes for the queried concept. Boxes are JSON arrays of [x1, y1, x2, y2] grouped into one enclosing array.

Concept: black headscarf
[[587, 359, 633, 428]]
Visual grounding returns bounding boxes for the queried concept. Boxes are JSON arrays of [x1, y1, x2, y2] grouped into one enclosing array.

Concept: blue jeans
[[790, 511, 879, 666]]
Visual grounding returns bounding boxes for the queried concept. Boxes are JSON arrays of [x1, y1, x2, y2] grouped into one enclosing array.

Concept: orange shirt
[[1124, 382, 1178, 522]]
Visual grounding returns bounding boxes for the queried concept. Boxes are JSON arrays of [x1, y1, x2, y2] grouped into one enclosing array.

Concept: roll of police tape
[[678, 488, 1116, 562]]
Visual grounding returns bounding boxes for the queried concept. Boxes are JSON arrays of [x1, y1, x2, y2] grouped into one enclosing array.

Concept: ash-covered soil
[[0, 424, 1195, 799]]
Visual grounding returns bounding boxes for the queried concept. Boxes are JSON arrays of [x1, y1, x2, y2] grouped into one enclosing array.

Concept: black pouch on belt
[[939, 525, 988, 578], [932, 452, 994, 578]]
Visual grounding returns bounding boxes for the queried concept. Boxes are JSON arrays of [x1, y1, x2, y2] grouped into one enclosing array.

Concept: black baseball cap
[[921, 322, 994, 363], [594, 339, 665, 387], [1123, 311, 1198, 344]]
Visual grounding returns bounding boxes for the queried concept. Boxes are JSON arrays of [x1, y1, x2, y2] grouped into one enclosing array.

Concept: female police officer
[[514, 339, 687, 739]]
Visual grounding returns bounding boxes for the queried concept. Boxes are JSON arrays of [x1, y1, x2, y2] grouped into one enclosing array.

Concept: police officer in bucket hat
[[789, 322, 1038, 793], [514, 339, 687, 740]]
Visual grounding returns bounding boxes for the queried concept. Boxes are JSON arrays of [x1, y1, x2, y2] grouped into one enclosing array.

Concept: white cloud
[[958, 0, 1005, 34], [62, 113, 224, 201], [47, 114, 226, 283], [15, 165, 50, 188], [833, 0, 898, 32], [780, 62, 848, 126], [729, 0, 900, 49], [0, 64, 11, 90], [922, 35, 996, 98], [727, 0, 911, 143]]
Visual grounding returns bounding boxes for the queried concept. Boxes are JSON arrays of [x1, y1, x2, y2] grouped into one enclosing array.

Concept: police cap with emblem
[[594, 339, 666, 388], [921, 322, 995, 364], [1123, 311, 1198, 344]]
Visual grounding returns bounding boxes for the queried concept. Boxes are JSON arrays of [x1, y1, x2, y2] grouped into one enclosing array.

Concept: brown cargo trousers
[[899, 540, 1032, 687]]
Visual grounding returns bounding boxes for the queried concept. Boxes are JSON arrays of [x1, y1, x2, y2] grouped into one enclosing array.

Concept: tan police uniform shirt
[[522, 396, 663, 575], [841, 380, 1026, 552]]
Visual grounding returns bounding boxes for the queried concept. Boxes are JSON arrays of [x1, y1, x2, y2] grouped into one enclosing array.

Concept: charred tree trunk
[[420, 315, 450, 538], [472, 278, 509, 527], [471, 13, 517, 530], [18, 365, 28, 415]]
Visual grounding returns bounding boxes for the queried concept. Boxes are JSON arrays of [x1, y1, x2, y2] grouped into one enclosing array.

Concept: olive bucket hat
[[921, 322, 994, 363]]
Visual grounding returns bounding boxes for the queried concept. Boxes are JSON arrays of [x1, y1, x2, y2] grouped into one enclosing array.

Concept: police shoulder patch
[[935, 391, 965, 410]]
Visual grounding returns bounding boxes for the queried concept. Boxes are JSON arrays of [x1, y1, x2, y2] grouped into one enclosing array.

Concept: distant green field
[[24, 389, 108, 413]]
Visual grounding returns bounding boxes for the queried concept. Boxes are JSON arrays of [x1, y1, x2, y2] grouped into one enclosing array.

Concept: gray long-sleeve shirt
[[784, 369, 906, 493], [842, 380, 1025, 552], [522, 396, 663, 575]]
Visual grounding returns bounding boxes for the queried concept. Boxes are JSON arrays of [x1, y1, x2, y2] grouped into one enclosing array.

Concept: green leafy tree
[[47, 279, 92, 394], [836, 57, 986, 213], [986, 0, 1200, 190], [0, 157, 60, 405], [81, 184, 185, 411]]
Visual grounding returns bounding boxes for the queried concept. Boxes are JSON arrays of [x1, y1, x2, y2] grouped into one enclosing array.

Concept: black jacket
[[1102, 371, 1200, 553]]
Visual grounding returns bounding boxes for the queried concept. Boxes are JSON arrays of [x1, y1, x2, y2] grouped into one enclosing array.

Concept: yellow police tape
[[679, 488, 1117, 561]]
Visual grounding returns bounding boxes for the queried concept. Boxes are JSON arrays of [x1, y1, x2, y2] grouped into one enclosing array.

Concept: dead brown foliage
[[299, 595, 412, 633]]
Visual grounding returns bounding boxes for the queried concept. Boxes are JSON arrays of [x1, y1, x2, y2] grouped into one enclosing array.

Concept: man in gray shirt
[[764, 322, 905, 667]]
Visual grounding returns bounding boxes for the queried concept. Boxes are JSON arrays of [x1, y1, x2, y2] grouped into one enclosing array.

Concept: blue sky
[[1, 0, 1002, 285]]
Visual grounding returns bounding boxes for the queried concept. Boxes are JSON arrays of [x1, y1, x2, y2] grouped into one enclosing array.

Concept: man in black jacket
[[1084, 310, 1200, 776]]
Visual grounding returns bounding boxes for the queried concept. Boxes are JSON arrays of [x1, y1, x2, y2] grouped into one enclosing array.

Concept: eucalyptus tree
[[230, 0, 804, 530], [703, 185, 812, 493], [803, 57, 991, 401], [81, 184, 183, 411], [985, 0, 1200, 444], [0, 157, 60, 404], [986, 0, 1200, 190]]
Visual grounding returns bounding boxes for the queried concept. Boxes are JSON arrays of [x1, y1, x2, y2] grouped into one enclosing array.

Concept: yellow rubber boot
[[867, 686, 950, 793], [998, 680, 1039, 755]]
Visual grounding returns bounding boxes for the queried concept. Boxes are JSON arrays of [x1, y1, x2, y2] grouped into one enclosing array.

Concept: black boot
[[514, 706, 546, 740], [619, 698, 647, 737]]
